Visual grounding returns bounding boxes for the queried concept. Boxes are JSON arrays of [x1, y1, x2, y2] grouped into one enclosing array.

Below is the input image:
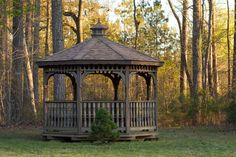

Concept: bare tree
[[23, 37, 37, 118], [233, 0, 236, 91], [133, 0, 140, 99], [202, 0, 212, 90], [45, 0, 50, 56], [227, 0, 231, 92], [1, 0, 10, 124], [133, 0, 140, 50], [51, 0, 65, 100], [64, 0, 83, 44], [11, 0, 24, 123], [167, 0, 193, 96], [211, 0, 218, 97], [192, 0, 202, 125], [33, 0, 40, 109]]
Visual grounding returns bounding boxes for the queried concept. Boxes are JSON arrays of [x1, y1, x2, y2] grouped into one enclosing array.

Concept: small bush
[[226, 100, 236, 125], [90, 108, 119, 143]]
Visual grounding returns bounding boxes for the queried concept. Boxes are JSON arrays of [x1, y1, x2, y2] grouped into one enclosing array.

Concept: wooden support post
[[76, 68, 82, 134], [125, 66, 130, 133], [146, 75, 151, 100], [113, 75, 121, 101], [153, 71, 158, 131], [43, 71, 48, 130], [114, 83, 119, 101]]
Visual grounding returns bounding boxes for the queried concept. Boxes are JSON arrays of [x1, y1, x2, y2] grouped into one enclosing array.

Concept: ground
[[0, 127, 235, 157]]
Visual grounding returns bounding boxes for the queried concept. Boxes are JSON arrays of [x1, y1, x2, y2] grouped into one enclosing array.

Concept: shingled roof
[[37, 22, 164, 67]]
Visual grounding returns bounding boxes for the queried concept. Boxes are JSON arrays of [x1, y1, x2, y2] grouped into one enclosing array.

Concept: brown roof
[[37, 36, 164, 67]]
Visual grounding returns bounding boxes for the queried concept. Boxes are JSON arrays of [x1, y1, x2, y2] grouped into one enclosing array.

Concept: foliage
[[90, 108, 119, 142], [226, 93, 236, 125]]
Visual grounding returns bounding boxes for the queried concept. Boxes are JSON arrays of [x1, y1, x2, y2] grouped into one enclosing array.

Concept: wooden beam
[[146, 75, 151, 100], [43, 71, 48, 130], [125, 66, 130, 133], [76, 68, 82, 134]]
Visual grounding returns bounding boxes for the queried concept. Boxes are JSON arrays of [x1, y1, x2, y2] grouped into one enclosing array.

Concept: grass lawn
[[0, 127, 235, 157]]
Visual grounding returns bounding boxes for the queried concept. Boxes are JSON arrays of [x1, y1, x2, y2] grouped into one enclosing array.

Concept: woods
[[0, 0, 235, 127]]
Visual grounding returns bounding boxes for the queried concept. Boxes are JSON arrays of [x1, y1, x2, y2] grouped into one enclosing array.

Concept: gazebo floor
[[42, 131, 158, 141]]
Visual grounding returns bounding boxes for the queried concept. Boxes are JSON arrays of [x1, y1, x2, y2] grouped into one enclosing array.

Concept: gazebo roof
[[37, 22, 164, 67]]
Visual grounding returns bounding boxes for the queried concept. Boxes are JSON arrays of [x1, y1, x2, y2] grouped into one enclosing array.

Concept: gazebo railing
[[129, 101, 156, 131], [44, 100, 156, 133], [81, 101, 126, 132], [44, 101, 77, 131]]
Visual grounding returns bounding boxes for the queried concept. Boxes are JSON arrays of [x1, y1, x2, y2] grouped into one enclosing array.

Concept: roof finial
[[90, 19, 108, 37]]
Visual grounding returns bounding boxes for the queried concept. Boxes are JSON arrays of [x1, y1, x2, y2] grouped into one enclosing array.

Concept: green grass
[[0, 127, 236, 157]]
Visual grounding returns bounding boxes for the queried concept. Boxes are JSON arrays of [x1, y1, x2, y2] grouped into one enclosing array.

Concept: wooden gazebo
[[37, 21, 164, 140]]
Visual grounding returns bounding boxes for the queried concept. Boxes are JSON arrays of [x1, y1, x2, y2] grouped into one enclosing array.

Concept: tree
[[0, 0, 8, 123], [44, 0, 50, 56], [211, 0, 218, 97], [23, 36, 37, 119], [11, 0, 24, 123], [133, 0, 140, 50], [33, 0, 40, 109], [64, 0, 83, 44], [167, 0, 192, 96], [202, 0, 212, 91], [51, 0, 65, 100], [133, 0, 140, 99], [191, 0, 202, 125], [233, 0, 236, 91], [227, 0, 231, 92]]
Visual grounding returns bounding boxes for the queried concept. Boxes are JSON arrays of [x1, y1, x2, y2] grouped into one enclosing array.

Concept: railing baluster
[[121, 102, 124, 128], [93, 102, 96, 123], [116, 102, 119, 127], [88, 102, 91, 128], [130, 102, 133, 127], [84, 102, 87, 128], [147, 102, 149, 126], [112, 102, 115, 122]]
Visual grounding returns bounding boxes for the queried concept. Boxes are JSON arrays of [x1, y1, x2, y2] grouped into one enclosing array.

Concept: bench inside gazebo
[[37, 21, 164, 141]]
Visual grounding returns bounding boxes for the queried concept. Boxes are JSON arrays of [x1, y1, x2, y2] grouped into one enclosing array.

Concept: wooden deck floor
[[42, 131, 158, 141]]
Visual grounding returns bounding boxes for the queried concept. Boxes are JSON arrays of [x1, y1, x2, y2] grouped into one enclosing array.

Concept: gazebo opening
[[82, 74, 124, 101], [46, 74, 76, 101], [37, 21, 164, 140]]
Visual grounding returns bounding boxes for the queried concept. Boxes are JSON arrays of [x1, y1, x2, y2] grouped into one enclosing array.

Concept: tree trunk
[[33, 0, 40, 109], [227, 0, 231, 92], [1, 0, 10, 124], [208, 47, 213, 95], [11, 0, 24, 123], [78, 0, 83, 43], [181, 0, 188, 96], [167, 0, 193, 96], [133, 0, 139, 99], [133, 0, 139, 50], [51, 0, 65, 100], [201, 0, 205, 90], [192, 0, 202, 125], [64, 0, 83, 44], [211, 0, 218, 97], [23, 37, 37, 119], [0, 2, 4, 123], [203, 0, 212, 90], [233, 0, 236, 91], [45, 0, 49, 56], [23, 0, 32, 120]]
